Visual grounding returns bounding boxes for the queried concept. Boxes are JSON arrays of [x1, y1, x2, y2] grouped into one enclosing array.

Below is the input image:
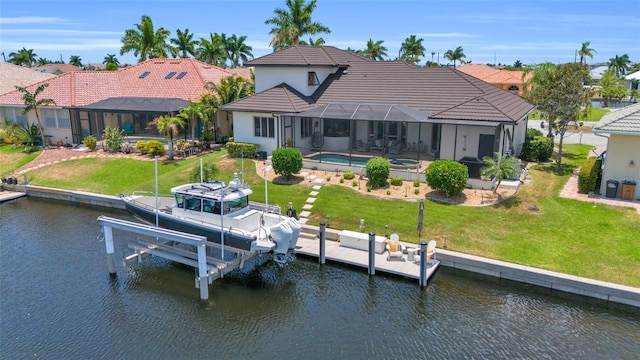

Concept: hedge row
[[578, 157, 602, 194], [226, 142, 259, 158]]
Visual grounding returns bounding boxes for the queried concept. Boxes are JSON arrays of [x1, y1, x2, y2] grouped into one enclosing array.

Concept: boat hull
[[122, 199, 257, 252]]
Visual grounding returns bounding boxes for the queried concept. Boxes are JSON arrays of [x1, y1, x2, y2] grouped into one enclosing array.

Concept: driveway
[[527, 120, 607, 155]]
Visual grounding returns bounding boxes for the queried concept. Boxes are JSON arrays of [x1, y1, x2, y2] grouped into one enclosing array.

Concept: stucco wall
[[254, 66, 338, 96], [232, 111, 279, 154], [599, 134, 640, 198]]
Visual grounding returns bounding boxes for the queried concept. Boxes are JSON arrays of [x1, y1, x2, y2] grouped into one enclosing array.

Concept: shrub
[[339, 177, 344, 184], [366, 186, 372, 192], [424, 159, 468, 197], [135, 140, 148, 154], [343, 171, 355, 180], [146, 140, 165, 156], [103, 126, 125, 153], [413, 180, 420, 188], [326, 176, 331, 182], [226, 142, 259, 158], [386, 190, 391, 195], [16, 124, 42, 147], [365, 157, 390, 189], [526, 127, 544, 140], [520, 136, 553, 162], [414, 188, 420, 195], [83, 135, 97, 151], [352, 180, 358, 187], [190, 162, 218, 182], [271, 147, 303, 180], [578, 157, 602, 194], [390, 176, 403, 186]]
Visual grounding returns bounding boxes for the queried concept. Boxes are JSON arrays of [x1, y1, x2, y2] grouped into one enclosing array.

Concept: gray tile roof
[[246, 45, 369, 67], [222, 83, 316, 113], [225, 46, 535, 123], [593, 103, 640, 135]]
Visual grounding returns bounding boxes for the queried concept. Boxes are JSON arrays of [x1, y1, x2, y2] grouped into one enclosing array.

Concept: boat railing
[[249, 201, 281, 215], [127, 191, 174, 212]]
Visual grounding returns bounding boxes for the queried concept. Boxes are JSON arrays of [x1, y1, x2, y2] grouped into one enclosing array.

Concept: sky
[[1, 0, 639, 67]]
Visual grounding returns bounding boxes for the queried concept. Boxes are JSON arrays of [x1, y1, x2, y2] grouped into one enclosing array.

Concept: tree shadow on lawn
[[273, 175, 304, 185], [532, 163, 576, 177]]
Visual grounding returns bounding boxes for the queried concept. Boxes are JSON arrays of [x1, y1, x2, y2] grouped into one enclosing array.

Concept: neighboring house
[[33, 63, 83, 75], [220, 46, 534, 184], [590, 65, 609, 81], [625, 70, 640, 91], [593, 103, 640, 200], [456, 63, 532, 97], [0, 62, 57, 95], [0, 58, 247, 144]]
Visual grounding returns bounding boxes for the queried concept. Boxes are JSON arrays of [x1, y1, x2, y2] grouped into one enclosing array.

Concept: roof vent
[[166, 71, 176, 79], [139, 71, 150, 78]]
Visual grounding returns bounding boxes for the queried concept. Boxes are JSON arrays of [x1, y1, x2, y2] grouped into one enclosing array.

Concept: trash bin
[[606, 180, 619, 198], [621, 181, 637, 200]]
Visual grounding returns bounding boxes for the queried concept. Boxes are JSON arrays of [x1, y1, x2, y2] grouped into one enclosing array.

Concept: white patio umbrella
[[417, 199, 425, 241]]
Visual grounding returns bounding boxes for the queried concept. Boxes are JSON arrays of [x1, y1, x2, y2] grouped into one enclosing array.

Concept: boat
[[119, 173, 301, 265]]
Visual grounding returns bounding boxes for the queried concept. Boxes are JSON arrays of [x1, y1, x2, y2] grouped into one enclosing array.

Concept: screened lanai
[[281, 102, 441, 165]]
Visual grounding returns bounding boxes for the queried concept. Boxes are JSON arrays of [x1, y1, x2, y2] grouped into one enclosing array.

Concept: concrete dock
[[0, 190, 26, 203]]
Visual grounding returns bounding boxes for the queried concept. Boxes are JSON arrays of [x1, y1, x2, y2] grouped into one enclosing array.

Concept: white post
[[263, 166, 272, 207], [220, 188, 225, 263], [104, 226, 116, 274], [200, 158, 203, 182], [197, 242, 209, 300], [154, 156, 159, 227]]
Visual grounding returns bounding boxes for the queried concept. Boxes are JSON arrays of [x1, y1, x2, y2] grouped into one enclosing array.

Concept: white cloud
[[2, 39, 122, 51], [415, 33, 481, 39], [1, 29, 121, 36], [0, 16, 67, 25]]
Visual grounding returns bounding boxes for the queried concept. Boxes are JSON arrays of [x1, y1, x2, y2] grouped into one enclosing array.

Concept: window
[[166, 71, 176, 79], [254, 116, 275, 138], [324, 119, 349, 137], [176, 71, 187, 79], [184, 197, 202, 211], [307, 72, 320, 86], [1, 107, 28, 127], [508, 85, 519, 92], [301, 118, 313, 138], [43, 108, 71, 129], [139, 71, 150, 78]]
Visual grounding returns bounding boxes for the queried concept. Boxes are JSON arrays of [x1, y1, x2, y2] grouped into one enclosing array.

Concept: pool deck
[[303, 150, 432, 172]]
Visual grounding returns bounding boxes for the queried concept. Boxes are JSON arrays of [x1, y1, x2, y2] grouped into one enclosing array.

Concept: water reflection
[[1, 198, 638, 359]]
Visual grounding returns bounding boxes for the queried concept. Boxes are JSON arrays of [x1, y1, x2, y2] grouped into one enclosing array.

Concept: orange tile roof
[[457, 63, 532, 84], [0, 58, 242, 107]]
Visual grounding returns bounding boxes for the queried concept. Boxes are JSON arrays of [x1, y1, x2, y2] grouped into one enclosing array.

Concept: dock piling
[[319, 221, 326, 265], [368, 232, 376, 275], [419, 241, 427, 287]]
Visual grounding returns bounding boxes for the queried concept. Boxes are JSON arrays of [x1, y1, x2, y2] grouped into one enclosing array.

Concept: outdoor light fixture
[[630, 160, 635, 167], [359, 219, 365, 233]]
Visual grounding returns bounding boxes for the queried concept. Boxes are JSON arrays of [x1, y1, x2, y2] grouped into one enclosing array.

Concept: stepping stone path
[[295, 179, 326, 224]]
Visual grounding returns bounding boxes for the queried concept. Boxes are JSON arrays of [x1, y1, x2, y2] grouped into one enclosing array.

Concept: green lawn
[[20, 146, 640, 287], [0, 145, 42, 176]]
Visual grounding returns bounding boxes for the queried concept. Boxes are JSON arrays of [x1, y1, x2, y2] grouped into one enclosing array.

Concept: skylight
[[176, 71, 187, 79], [139, 71, 150, 78], [166, 71, 176, 79]]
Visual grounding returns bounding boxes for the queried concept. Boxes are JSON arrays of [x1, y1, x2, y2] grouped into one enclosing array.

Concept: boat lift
[[97, 215, 256, 300]]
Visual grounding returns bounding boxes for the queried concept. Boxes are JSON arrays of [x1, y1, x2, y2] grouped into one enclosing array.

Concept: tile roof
[[246, 45, 369, 67], [33, 63, 83, 74], [0, 62, 57, 94], [0, 58, 241, 108], [593, 103, 640, 134], [457, 63, 532, 84], [225, 48, 534, 123]]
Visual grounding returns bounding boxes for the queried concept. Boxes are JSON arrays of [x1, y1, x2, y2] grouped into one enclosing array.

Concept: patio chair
[[388, 140, 401, 155], [386, 233, 405, 261], [414, 239, 437, 264], [123, 123, 134, 135], [357, 140, 369, 152]]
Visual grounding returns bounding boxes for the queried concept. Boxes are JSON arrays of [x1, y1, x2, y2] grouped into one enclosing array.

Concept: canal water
[[1, 198, 639, 359]]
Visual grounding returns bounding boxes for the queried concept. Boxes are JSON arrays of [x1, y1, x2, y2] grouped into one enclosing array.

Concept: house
[[0, 58, 247, 144], [33, 63, 83, 75], [590, 65, 609, 81], [593, 103, 640, 200], [456, 63, 532, 97], [220, 46, 534, 184], [0, 62, 57, 95]]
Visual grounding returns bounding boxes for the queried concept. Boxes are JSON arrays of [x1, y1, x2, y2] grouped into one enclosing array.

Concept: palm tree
[[205, 75, 253, 104], [264, 0, 331, 51], [120, 15, 171, 62], [578, 41, 596, 64], [151, 115, 185, 160], [608, 54, 631, 77], [399, 35, 425, 65], [480, 152, 521, 193], [170, 28, 197, 58], [444, 46, 466, 68], [225, 34, 253, 67], [8, 48, 38, 67], [102, 54, 120, 71], [197, 33, 227, 67], [37, 58, 51, 66], [301, 37, 325, 46], [69, 55, 82, 67], [15, 83, 56, 148], [361, 39, 388, 61]]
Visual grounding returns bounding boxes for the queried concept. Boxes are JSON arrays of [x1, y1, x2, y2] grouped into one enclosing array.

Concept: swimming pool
[[307, 153, 419, 168]]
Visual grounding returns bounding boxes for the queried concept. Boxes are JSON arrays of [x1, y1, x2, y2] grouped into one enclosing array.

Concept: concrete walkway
[[560, 168, 640, 214]]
